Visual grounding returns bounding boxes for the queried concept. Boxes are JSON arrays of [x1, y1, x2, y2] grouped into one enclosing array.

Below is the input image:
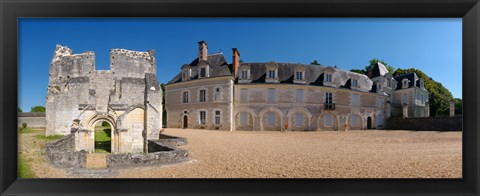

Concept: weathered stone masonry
[[46, 45, 162, 154]]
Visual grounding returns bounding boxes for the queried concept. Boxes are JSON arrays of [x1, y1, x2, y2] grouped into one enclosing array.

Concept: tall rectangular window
[[325, 92, 333, 104], [199, 111, 206, 124], [295, 113, 304, 127], [324, 113, 333, 127], [240, 112, 248, 126], [267, 112, 276, 126], [241, 70, 248, 79], [350, 115, 359, 126], [351, 94, 360, 106], [214, 88, 221, 102], [421, 94, 424, 105], [199, 89, 206, 102], [268, 88, 276, 103], [295, 72, 303, 80], [200, 67, 206, 78], [182, 91, 189, 103], [296, 89, 304, 103], [215, 110, 221, 125], [268, 70, 276, 78], [240, 89, 248, 103]]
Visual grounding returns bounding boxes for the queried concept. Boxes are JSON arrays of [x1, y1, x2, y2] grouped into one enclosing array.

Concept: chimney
[[232, 48, 240, 77], [198, 41, 208, 61]]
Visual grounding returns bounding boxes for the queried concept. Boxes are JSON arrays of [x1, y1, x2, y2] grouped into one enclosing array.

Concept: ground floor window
[[324, 113, 333, 127], [267, 112, 276, 126], [350, 114, 360, 127], [215, 110, 221, 125], [240, 112, 248, 126], [199, 111, 206, 124], [295, 113, 304, 127]]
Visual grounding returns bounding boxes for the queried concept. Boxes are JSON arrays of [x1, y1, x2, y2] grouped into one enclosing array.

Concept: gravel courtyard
[[115, 129, 462, 178]]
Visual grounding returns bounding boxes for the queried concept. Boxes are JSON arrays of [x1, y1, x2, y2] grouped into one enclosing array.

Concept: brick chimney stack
[[198, 41, 208, 61], [232, 48, 240, 77]]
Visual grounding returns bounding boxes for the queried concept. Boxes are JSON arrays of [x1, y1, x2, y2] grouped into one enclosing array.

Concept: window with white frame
[[268, 70, 276, 79], [295, 113, 304, 127], [268, 88, 276, 103], [199, 89, 206, 102], [241, 70, 248, 79], [199, 111, 206, 124], [214, 87, 221, 102], [214, 110, 221, 125], [240, 89, 248, 102], [267, 112, 276, 126], [325, 74, 332, 82], [239, 112, 248, 126], [182, 91, 189, 103], [295, 71, 303, 80], [296, 89, 304, 103], [324, 113, 333, 127], [352, 79, 358, 87], [402, 79, 409, 89]]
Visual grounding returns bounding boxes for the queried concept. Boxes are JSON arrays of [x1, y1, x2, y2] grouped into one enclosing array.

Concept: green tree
[[454, 98, 462, 115], [393, 68, 454, 116], [18, 107, 22, 112], [30, 106, 45, 112], [161, 83, 167, 127], [310, 60, 321, 66]]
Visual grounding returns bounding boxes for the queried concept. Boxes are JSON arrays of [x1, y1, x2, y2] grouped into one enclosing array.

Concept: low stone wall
[[46, 134, 87, 168], [152, 134, 188, 148], [18, 112, 46, 128], [387, 116, 462, 131], [107, 145, 189, 168]]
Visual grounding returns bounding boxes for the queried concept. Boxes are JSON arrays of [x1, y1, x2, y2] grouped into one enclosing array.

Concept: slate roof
[[370, 62, 390, 78], [393, 72, 418, 90], [239, 62, 325, 85], [168, 53, 232, 84]]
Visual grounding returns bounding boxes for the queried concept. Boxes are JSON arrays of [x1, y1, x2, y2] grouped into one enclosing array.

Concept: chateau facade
[[166, 41, 429, 131]]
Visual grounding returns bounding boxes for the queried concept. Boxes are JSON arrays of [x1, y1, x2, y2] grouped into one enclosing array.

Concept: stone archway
[[183, 115, 188, 128], [367, 116, 372, 129], [85, 114, 119, 154]]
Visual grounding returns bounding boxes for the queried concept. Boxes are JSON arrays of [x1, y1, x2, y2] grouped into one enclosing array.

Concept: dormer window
[[351, 79, 358, 87], [268, 70, 276, 79], [295, 72, 303, 80], [265, 63, 279, 83], [377, 84, 382, 90], [182, 69, 191, 81], [325, 74, 332, 82], [238, 65, 251, 84], [402, 78, 409, 89], [200, 67, 206, 78], [293, 65, 306, 84]]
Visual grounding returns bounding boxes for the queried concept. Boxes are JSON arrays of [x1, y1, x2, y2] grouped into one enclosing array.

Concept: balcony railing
[[324, 103, 335, 110]]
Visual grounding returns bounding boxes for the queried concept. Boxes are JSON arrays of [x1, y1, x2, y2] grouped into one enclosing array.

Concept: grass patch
[[18, 127, 43, 134], [95, 128, 111, 153], [95, 148, 110, 153], [35, 134, 64, 141], [18, 154, 37, 178]]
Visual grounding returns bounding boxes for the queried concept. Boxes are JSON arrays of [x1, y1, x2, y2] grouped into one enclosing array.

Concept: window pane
[[295, 113, 304, 127], [268, 112, 276, 126], [240, 112, 248, 125], [200, 90, 206, 102], [200, 111, 206, 124], [296, 89, 304, 103], [325, 113, 333, 127]]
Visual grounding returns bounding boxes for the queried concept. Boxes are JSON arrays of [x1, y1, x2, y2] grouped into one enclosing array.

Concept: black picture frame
[[1, 0, 479, 195]]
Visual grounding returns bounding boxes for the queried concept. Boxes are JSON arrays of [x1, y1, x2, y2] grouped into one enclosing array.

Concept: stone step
[[86, 153, 107, 169]]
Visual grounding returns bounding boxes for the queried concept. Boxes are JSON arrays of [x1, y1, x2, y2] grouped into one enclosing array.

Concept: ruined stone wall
[[166, 77, 233, 130], [46, 134, 87, 168], [46, 45, 162, 153], [234, 84, 387, 131]]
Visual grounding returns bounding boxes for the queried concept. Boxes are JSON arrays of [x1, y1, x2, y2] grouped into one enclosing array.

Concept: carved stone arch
[[259, 107, 284, 131], [318, 112, 339, 131], [235, 107, 257, 131], [117, 104, 145, 129], [347, 113, 364, 130], [287, 107, 312, 131]]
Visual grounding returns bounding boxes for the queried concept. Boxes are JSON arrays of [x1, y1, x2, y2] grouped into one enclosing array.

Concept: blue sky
[[18, 18, 462, 111]]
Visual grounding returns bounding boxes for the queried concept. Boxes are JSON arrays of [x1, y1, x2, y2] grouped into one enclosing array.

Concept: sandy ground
[[19, 128, 462, 178]]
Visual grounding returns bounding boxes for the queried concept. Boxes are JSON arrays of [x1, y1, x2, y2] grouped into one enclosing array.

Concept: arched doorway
[[367, 116, 372, 129], [183, 115, 188, 128], [94, 120, 112, 153]]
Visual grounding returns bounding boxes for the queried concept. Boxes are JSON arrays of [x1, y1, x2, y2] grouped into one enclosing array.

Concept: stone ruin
[[46, 44, 163, 154]]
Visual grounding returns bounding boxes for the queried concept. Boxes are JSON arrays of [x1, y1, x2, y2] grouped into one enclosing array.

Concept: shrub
[[21, 122, 27, 129]]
